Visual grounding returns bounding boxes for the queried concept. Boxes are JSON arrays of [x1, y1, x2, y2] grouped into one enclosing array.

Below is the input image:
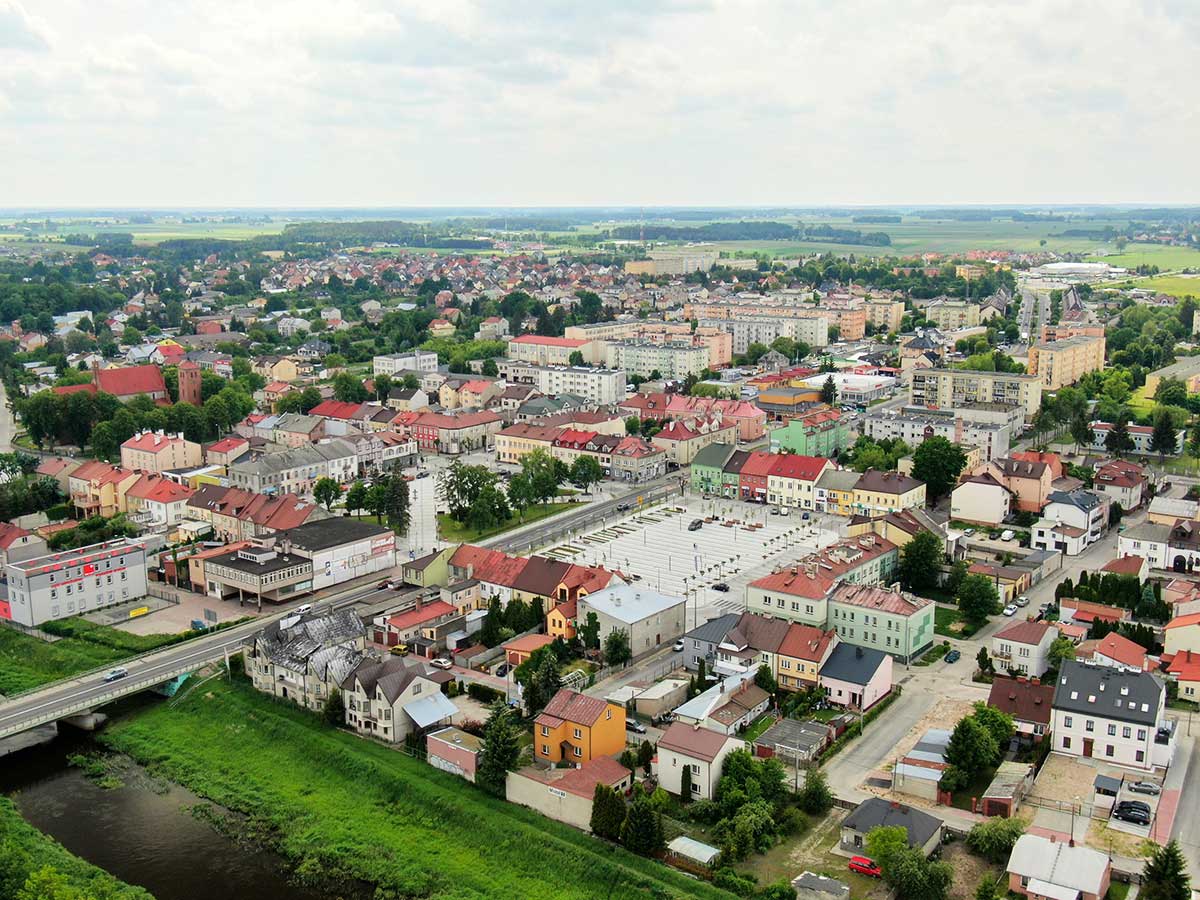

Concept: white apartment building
[[497, 361, 626, 404], [991, 620, 1056, 677], [603, 341, 710, 379], [910, 369, 1042, 420], [373, 350, 440, 377], [698, 316, 830, 354], [3, 539, 149, 627], [1032, 489, 1110, 557], [863, 409, 1010, 461], [227, 439, 359, 494], [1051, 660, 1167, 770]]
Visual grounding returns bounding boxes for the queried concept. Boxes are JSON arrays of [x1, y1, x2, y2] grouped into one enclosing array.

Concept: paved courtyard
[[535, 495, 847, 629]]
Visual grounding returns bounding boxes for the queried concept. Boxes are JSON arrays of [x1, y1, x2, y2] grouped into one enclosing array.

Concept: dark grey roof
[[280, 517, 392, 552], [685, 612, 740, 644], [1051, 660, 1163, 726], [843, 797, 942, 847], [210, 549, 308, 575], [1094, 774, 1122, 793], [819, 643, 888, 686], [1047, 489, 1104, 512], [755, 717, 830, 751], [792, 873, 849, 897], [691, 442, 736, 470]]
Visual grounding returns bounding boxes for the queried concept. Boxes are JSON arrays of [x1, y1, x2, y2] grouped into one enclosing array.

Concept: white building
[[800, 373, 895, 406], [604, 341, 710, 379], [950, 472, 1011, 526], [991, 620, 1057, 678], [576, 584, 686, 659], [373, 350, 440, 377], [654, 721, 742, 801], [227, 439, 359, 494], [1087, 421, 1185, 457], [497, 361, 626, 405], [342, 655, 458, 745], [3, 539, 149, 627], [698, 316, 830, 353], [1032, 490, 1109, 557], [246, 608, 365, 711], [279, 518, 397, 591], [1050, 660, 1167, 771], [863, 409, 1010, 461]]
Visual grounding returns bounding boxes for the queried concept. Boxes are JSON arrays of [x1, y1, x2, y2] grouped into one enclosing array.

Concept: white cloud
[[0, 0, 1195, 206]]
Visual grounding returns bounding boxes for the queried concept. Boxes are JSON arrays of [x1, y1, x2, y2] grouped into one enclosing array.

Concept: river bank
[[98, 676, 733, 900]]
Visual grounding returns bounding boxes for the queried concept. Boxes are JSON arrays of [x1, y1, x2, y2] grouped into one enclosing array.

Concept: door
[[1083, 738, 1093, 758]]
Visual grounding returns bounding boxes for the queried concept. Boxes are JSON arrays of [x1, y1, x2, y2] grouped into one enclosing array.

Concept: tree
[[568, 350, 585, 367], [944, 716, 999, 782], [898, 530, 943, 593], [299, 386, 323, 413], [867, 827, 952, 900], [957, 574, 1000, 626], [17, 866, 82, 900], [754, 662, 777, 696], [345, 480, 368, 517], [332, 371, 368, 403], [385, 475, 411, 533], [679, 763, 693, 802], [520, 449, 565, 505], [975, 875, 1001, 900], [481, 358, 499, 377], [1047, 636, 1076, 670], [970, 703, 1013, 759], [911, 436, 968, 503], [976, 646, 993, 674], [1105, 418, 1135, 456], [373, 373, 393, 401], [637, 739, 654, 773], [797, 766, 833, 814], [366, 481, 389, 523], [580, 611, 601, 651], [569, 455, 604, 494], [1141, 840, 1190, 900], [476, 702, 521, 796], [1150, 410, 1180, 459], [966, 816, 1026, 864], [820, 375, 837, 405], [1155, 377, 1189, 408], [944, 558, 970, 596], [590, 783, 627, 840], [625, 415, 641, 435], [604, 629, 632, 667], [480, 595, 503, 647], [1070, 414, 1094, 452], [313, 476, 340, 510], [620, 796, 665, 856], [322, 687, 345, 727]]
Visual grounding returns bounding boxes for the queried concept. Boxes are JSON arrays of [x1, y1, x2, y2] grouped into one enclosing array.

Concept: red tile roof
[[511, 334, 588, 348], [386, 600, 457, 631], [52, 383, 97, 396], [994, 619, 1054, 645], [308, 400, 364, 420], [502, 634, 555, 654], [1166, 611, 1200, 631], [0, 522, 33, 550], [208, 437, 249, 454], [1101, 556, 1145, 576], [739, 451, 779, 478], [777, 624, 836, 662], [95, 364, 168, 398], [987, 675, 1054, 725], [121, 431, 189, 453], [1061, 598, 1128, 624], [768, 453, 831, 482], [70, 460, 137, 486], [1093, 632, 1150, 670], [1164, 649, 1200, 682], [657, 722, 733, 761], [126, 474, 194, 504], [36, 457, 75, 476], [537, 688, 610, 727]]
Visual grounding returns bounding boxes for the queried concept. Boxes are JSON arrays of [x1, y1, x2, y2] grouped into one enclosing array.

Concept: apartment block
[[863, 408, 1010, 461], [1026, 334, 1106, 390], [603, 341, 710, 378], [910, 369, 1042, 420], [3, 539, 149, 627]]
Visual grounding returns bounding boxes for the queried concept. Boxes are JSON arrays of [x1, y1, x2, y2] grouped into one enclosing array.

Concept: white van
[[294, 603, 313, 615], [1000, 529, 1015, 541]]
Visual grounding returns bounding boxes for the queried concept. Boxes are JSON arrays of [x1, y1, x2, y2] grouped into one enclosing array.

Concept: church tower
[[178, 360, 202, 406]]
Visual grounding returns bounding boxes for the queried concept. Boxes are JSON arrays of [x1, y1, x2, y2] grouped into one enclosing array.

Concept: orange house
[[547, 597, 577, 640], [534, 689, 626, 764], [503, 633, 555, 667]]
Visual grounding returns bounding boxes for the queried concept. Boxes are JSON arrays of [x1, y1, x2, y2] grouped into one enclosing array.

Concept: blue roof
[[819, 643, 888, 686]]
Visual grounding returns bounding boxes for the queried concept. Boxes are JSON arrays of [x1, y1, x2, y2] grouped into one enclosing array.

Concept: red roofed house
[[1059, 598, 1131, 628], [1163, 650, 1200, 704], [380, 600, 460, 649], [533, 688, 626, 764], [988, 675, 1054, 740], [67, 460, 141, 519], [308, 399, 366, 422], [1093, 459, 1148, 510], [767, 453, 833, 510], [120, 430, 203, 474], [124, 473, 195, 527], [1088, 631, 1154, 671], [1164, 611, 1200, 657], [35, 457, 80, 493], [738, 451, 779, 503], [506, 755, 633, 832], [655, 722, 742, 800], [456, 380, 502, 411], [263, 381, 292, 407], [409, 411, 502, 454], [991, 619, 1059, 677], [206, 436, 250, 467], [610, 435, 666, 483], [1101, 555, 1149, 581], [502, 633, 555, 667], [650, 416, 737, 465], [0, 522, 48, 567]]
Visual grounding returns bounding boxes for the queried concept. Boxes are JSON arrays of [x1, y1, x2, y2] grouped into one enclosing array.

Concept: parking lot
[[538, 496, 846, 628]]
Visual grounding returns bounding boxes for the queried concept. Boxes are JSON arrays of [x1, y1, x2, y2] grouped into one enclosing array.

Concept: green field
[[1089, 245, 1200, 270], [0, 796, 152, 899], [437, 501, 577, 543], [1119, 274, 1200, 298], [102, 677, 733, 900], [0, 618, 233, 696]]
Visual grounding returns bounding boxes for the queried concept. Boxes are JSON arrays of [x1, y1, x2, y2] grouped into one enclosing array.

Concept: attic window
[[1141, 703, 1149, 712], [1087, 695, 1096, 703], [1070, 691, 1078, 700]]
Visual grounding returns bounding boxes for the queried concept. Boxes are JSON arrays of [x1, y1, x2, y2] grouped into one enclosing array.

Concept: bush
[[466, 682, 505, 704], [713, 868, 758, 897]]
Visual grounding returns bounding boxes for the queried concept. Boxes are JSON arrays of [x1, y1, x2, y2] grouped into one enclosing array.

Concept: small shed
[[666, 835, 721, 869], [753, 718, 832, 764], [792, 872, 851, 900], [892, 728, 951, 803], [1093, 773, 1122, 813], [634, 678, 690, 718], [979, 761, 1034, 817]]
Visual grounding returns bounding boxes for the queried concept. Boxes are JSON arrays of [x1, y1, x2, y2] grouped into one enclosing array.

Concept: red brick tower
[[178, 360, 202, 406]]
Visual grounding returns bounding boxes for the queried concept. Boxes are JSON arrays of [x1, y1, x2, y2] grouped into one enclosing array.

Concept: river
[[1, 727, 348, 900]]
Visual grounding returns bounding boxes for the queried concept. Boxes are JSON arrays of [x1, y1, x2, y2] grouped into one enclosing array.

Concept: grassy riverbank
[[102, 677, 732, 900], [0, 796, 153, 899]]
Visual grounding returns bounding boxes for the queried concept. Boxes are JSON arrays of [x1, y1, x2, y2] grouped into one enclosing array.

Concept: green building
[[827, 582, 935, 664], [772, 408, 850, 457], [690, 442, 736, 494]]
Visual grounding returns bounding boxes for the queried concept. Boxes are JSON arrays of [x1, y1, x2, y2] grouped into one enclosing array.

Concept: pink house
[[426, 726, 481, 782], [986, 457, 1055, 513], [819, 643, 893, 711]]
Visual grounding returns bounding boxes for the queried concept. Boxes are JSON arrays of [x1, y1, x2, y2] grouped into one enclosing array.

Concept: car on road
[[688, 519, 704, 531], [616, 502, 631, 512], [494, 663, 511, 678], [848, 857, 882, 878], [1113, 801, 1151, 825], [1128, 781, 1161, 796], [294, 603, 313, 615], [964, 528, 975, 537], [103, 667, 128, 683], [770, 507, 780, 515], [712, 582, 730, 592], [779, 506, 789, 516], [1002, 604, 1018, 616], [801, 512, 809, 520], [430, 658, 453, 670], [672, 639, 685, 652], [1015, 595, 1030, 608], [626, 719, 647, 734], [416, 470, 429, 479], [945, 650, 961, 663]]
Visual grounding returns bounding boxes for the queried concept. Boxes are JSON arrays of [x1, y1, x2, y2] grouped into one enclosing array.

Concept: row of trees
[[341, 475, 411, 533]]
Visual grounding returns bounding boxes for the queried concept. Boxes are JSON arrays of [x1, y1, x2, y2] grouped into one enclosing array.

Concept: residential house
[[205, 436, 250, 467], [841, 798, 943, 858], [34, 457, 79, 493], [0, 523, 48, 568], [827, 582, 934, 664], [1093, 459, 1148, 511], [576, 584, 686, 659], [1050, 660, 1166, 770], [385, 387, 429, 412], [767, 454, 834, 511], [272, 413, 326, 447], [950, 472, 1012, 526], [1087, 421, 1185, 457], [1058, 598, 1130, 629], [988, 675, 1054, 740], [852, 470, 926, 516], [651, 416, 738, 466], [1006, 834, 1111, 900], [1162, 649, 1200, 704], [772, 407, 851, 457], [227, 440, 358, 494], [67, 461, 140, 519], [967, 563, 1032, 605], [672, 669, 770, 735], [341, 655, 457, 744], [124, 473, 194, 528], [1033, 490, 1110, 557], [1088, 632, 1153, 672], [814, 468, 860, 516], [690, 442, 736, 495], [533, 689, 626, 764], [655, 722, 742, 801], [120, 431, 203, 474], [713, 612, 791, 678], [1100, 555, 1148, 582], [1164, 611, 1200, 656], [776, 623, 838, 691], [502, 633, 556, 667], [252, 355, 300, 383], [377, 600, 463, 653], [506, 756, 632, 833], [987, 457, 1055, 514], [681, 613, 740, 673], [819, 643, 892, 710], [246, 608, 366, 711], [991, 619, 1057, 677]]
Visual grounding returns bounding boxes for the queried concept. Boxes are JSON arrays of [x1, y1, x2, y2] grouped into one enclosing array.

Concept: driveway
[[822, 688, 935, 800]]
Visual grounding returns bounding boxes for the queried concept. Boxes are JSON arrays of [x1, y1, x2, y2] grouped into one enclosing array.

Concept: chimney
[[890, 800, 900, 810], [1049, 834, 1056, 843], [1031, 677, 1040, 686], [856, 647, 863, 659]]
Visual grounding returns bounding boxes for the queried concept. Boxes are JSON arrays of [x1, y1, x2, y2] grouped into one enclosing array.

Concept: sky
[[0, 0, 1196, 208]]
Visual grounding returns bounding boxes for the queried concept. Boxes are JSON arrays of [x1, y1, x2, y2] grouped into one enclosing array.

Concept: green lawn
[[0, 618, 242, 696], [1091, 245, 1200, 271], [102, 678, 735, 900], [0, 796, 152, 898], [1124, 274, 1200, 298], [741, 713, 777, 742], [949, 767, 997, 811], [437, 501, 577, 543], [933, 606, 978, 639], [914, 644, 950, 667]]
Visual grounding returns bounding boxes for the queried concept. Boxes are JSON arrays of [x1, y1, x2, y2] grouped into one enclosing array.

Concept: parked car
[[1015, 595, 1030, 608], [103, 667, 128, 683], [1113, 802, 1151, 825], [1002, 604, 1018, 616], [416, 470, 429, 479], [430, 658, 453, 670], [770, 507, 780, 515], [672, 639, 685, 652], [494, 664, 511, 678], [801, 512, 810, 520], [712, 582, 730, 592], [1128, 781, 1162, 796], [945, 650, 961, 663], [848, 857, 882, 878], [1001, 529, 1015, 541], [688, 519, 704, 531], [626, 719, 647, 734], [964, 528, 976, 537]]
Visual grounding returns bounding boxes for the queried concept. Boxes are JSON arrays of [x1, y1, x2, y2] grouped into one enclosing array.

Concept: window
[[541, 744, 549, 755], [1107, 724, 1117, 736], [1136, 750, 1145, 763], [1062, 736, 1071, 749], [605, 709, 612, 720], [1085, 720, 1094, 732], [573, 727, 582, 739], [541, 725, 549, 736], [1105, 745, 1114, 757], [573, 745, 582, 758], [1137, 729, 1146, 740], [1063, 716, 1073, 728]]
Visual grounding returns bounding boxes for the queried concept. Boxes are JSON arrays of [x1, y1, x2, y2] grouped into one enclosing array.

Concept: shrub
[[466, 682, 504, 703]]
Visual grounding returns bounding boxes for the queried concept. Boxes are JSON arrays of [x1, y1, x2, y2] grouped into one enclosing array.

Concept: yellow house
[[401, 546, 455, 589], [67, 461, 140, 519], [533, 689, 626, 765], [546, 599, 577, 640], [852, 470, 927, 516], [1165, 613, 1200, 656], [815, 469, 859, 516], [252, 355, 300, 383], [495, 423, 562, 465], [775, 624, 837, 691]]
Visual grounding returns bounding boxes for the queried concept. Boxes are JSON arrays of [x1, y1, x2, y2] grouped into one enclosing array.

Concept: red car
[[848, 856, 882, 878]]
